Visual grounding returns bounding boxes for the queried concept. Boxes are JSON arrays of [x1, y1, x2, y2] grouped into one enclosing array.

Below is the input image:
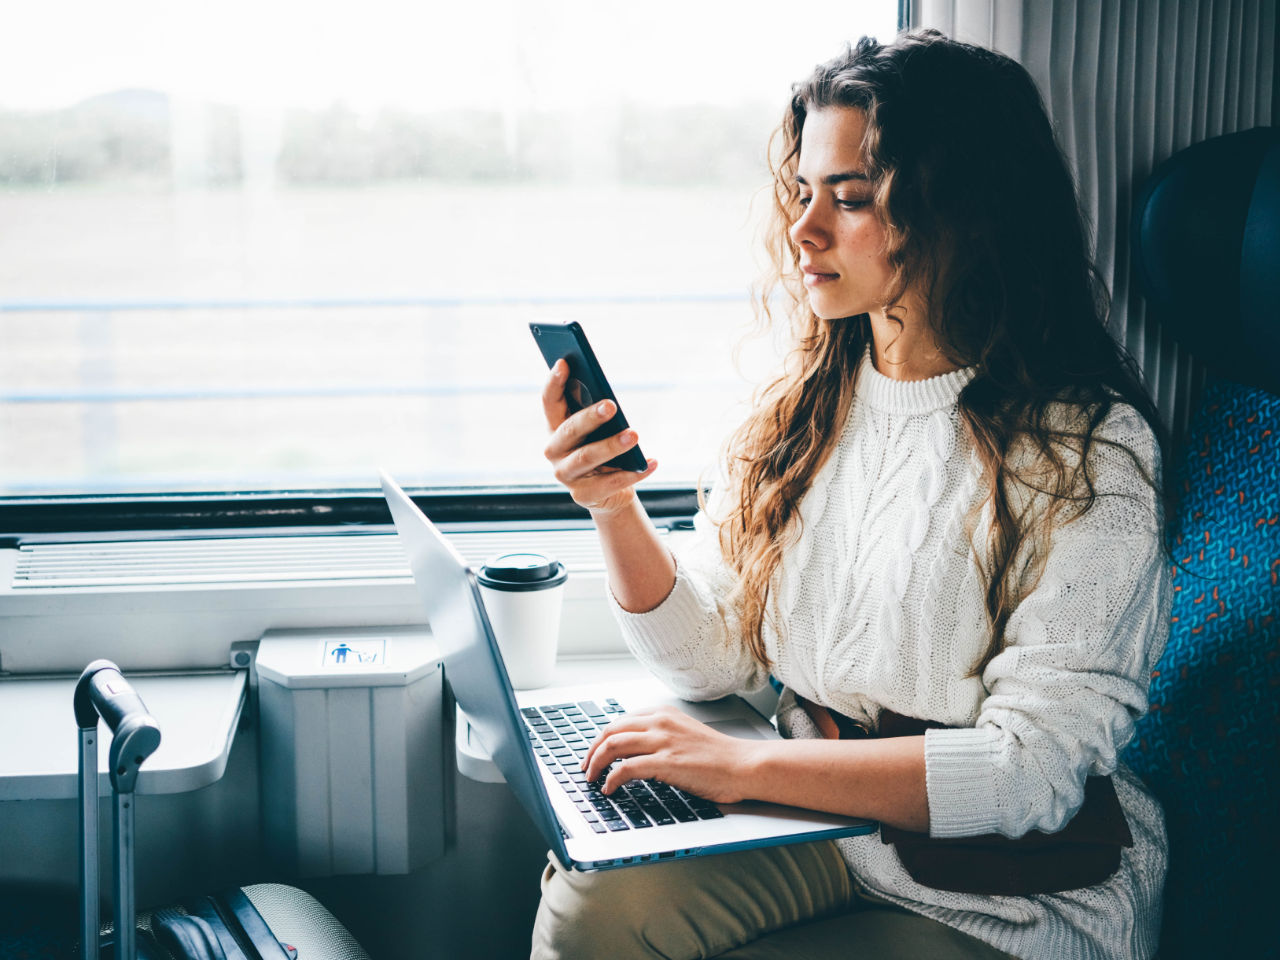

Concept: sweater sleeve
[[607, 487, 770, 701], [925, 405, 1172, 839]]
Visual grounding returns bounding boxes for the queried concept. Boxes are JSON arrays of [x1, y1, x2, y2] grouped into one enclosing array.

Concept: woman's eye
[[797, 195, 812, 207], [837, 198, 871, 209]]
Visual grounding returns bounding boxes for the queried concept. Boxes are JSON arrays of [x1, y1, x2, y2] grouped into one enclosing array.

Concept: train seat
[[1124, 125, 1280, 958]]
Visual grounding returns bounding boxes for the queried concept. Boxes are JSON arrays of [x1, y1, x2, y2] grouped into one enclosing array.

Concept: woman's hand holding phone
[[541, 358, 657, 516], [534, 320, 674, 613]]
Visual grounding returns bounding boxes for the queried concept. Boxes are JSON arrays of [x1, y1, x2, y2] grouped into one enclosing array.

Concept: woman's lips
[[803, 268, 839, 286]]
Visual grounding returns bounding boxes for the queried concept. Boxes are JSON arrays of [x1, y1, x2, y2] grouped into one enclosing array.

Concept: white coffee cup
[[476, 552, 568, 690]]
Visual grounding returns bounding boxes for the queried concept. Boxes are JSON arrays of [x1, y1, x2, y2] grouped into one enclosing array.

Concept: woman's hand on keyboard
[[541, 359, 657, 517], [581, 706, 755, 804]]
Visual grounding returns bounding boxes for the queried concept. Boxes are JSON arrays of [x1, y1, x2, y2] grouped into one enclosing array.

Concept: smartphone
[[529, 320, 648, 473]]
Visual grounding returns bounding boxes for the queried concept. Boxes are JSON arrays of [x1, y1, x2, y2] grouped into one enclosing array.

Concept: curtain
[[909, 0, 1277, 436]]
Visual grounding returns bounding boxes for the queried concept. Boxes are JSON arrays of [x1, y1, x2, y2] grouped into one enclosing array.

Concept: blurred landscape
[[0, 90, 785, 495]]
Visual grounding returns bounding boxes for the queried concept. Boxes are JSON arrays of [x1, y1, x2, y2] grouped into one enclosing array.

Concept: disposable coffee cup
[[476, 552, 568, 690]]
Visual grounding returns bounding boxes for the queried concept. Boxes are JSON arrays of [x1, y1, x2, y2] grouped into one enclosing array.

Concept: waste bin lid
[[256, 626, 440, 689]]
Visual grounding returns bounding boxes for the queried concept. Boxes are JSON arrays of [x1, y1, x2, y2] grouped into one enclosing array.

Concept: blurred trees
[[0, 90, 773, 189]]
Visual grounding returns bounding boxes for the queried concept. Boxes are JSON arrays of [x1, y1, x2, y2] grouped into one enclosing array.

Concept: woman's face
[[789, 107, 893, 321]]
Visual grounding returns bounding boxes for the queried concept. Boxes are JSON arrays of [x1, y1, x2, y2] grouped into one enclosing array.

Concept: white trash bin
[[255, 626, 446, 877]]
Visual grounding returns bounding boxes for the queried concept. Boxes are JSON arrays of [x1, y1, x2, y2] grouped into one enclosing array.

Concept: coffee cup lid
[[477, 552, 567, 591]]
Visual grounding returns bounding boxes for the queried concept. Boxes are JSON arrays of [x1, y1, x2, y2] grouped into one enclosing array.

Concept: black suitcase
[[75, 660, 370, 960]]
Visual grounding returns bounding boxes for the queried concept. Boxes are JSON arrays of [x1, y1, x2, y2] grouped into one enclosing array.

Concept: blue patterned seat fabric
[[1122, 375, 1280, 958], [1124, 123, 1279, 959]]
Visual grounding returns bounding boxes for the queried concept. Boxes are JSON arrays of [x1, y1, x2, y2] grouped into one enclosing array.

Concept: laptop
[[381, 471, 876, 871]]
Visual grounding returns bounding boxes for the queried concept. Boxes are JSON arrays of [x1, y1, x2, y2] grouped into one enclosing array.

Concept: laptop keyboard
[[521, 699, 725, 834]]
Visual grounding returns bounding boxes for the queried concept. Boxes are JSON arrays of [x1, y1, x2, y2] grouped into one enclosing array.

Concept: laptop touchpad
[[706, 719, 770, 740]]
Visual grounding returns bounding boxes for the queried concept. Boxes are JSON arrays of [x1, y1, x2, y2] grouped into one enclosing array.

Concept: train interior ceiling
[[1, 1, 1277, 958]]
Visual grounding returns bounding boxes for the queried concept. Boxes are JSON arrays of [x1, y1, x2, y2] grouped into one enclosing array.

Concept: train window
[[0, 1, 900, 503]]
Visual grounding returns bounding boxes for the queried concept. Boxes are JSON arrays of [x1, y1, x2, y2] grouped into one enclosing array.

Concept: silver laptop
[[381, 471, 875, 871]]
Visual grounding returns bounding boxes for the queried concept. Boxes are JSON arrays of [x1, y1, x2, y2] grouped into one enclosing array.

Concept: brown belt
[[795, 695, 1133, 896]]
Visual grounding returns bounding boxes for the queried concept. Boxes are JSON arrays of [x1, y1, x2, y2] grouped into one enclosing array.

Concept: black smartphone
[[529, 320, 648, 473]]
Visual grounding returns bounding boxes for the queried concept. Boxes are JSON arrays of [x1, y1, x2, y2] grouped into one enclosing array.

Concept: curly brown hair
[[712, 31, 1164, 676]]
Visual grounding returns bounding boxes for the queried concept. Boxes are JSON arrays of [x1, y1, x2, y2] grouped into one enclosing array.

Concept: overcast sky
[[1, 0, 899, 112]]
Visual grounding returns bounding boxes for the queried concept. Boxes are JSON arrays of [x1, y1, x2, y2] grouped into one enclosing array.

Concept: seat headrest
[[1132, 126, 1280, 394]]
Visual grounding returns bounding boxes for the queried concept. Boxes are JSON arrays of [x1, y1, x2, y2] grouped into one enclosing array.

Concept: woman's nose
[[789, 202, 827, 250]]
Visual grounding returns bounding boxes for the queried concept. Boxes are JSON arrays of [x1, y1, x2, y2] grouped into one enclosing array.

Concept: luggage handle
[[75, 659, 163, 960]]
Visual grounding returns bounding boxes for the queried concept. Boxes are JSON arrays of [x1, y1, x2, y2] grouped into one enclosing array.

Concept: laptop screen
[[381, 471, 570, 862]]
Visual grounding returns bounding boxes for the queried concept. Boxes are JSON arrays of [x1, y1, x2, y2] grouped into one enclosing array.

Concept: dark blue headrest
[[1132, 126, 1280, 394]]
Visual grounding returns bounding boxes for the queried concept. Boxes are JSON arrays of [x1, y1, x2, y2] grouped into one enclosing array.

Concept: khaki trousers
[[530, 840, 1017, 960]]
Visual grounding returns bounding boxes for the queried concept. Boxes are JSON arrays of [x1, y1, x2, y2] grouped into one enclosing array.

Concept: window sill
[[0, 524, 700, 674]]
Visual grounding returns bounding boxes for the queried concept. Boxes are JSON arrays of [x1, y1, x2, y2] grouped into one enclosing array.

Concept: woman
[[533, 31, 1169, 960]]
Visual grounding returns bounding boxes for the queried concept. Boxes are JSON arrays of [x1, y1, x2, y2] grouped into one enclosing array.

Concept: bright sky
[[0, 0, 899, 112]]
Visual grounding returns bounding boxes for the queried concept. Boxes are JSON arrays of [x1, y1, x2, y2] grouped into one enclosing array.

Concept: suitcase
[[75, 659, 372, 960]]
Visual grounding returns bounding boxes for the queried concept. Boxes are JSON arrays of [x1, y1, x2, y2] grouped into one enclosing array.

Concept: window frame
[[0, 485, 699, 541]]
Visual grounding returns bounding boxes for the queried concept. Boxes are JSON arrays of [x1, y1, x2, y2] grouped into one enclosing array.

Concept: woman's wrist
[[590, 494, 677, 613], [734, 736, 931, 830], [586, 488, 640, 522], [735, 738, 779, 801]]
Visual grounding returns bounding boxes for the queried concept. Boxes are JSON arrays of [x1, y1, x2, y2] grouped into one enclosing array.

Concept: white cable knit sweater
[[611, 351, 1171, 960]]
